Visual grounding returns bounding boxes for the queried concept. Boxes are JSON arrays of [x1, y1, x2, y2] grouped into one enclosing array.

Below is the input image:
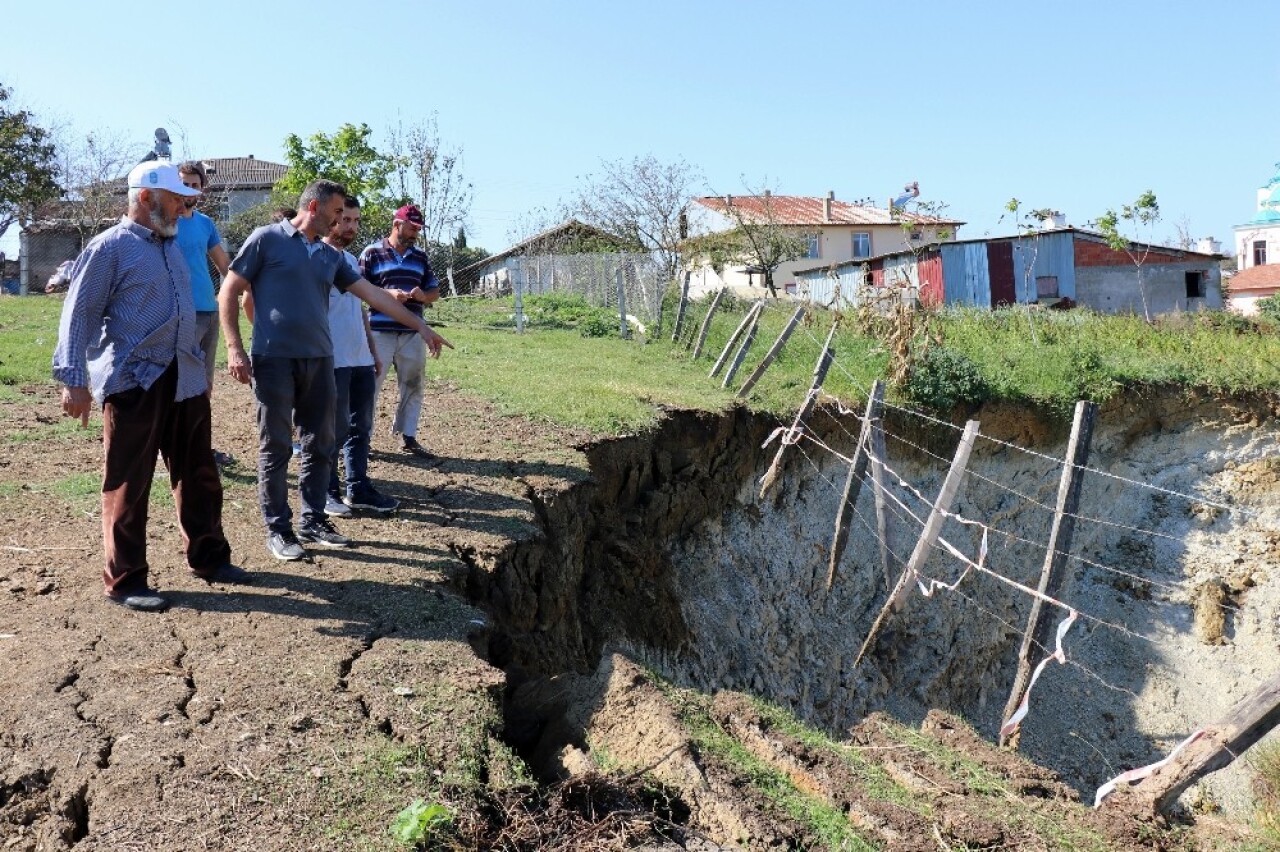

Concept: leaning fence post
[[1000, 400, 1097, 747], [691, 288, 726, 359], [758, 321, 838, 499], [868, 404, 892, 591], [711, 300, 763, 378], [855, 420, 980, 666], [721, 307, 761, 388], [671, 272, 691, 341], [738, 303, 806, 398], [826, 380, 885, 591]]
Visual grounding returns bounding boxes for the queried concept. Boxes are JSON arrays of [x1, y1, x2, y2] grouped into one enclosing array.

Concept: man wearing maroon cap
[[359, 204, 440, 459]]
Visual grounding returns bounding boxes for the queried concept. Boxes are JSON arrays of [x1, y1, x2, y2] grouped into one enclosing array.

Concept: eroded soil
[[0, 375, 1260, 850]]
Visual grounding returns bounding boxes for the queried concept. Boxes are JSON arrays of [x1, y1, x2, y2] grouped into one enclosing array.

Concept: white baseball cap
[[127, 161, 201, 197]]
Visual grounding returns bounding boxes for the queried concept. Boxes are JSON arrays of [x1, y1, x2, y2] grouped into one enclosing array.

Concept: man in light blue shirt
[[176, 161, 233, 467], [52, 162, 249, 612]]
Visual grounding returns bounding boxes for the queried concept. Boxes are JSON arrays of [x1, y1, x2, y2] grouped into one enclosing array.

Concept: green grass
[[9, 292, 1280, 437]]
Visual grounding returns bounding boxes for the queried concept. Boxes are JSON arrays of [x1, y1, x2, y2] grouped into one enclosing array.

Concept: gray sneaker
[[298, 518, 352, 548], [344, 486, 399, 514], [324, 493, 353, 517], [267, 530, 306, 561]]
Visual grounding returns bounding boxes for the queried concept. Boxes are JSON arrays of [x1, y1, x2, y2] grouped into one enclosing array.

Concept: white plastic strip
[[1093, 729, 1206, 808], [998, 609, 1078, 741]]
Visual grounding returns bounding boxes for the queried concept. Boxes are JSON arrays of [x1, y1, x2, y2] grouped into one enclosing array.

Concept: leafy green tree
[[275, 122, 396, 208], [0, 84, 59, 241]]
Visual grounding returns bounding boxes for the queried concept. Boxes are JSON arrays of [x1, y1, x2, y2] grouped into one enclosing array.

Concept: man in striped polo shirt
[[360, 204, 439, 460], [53, 162, 248, 612]]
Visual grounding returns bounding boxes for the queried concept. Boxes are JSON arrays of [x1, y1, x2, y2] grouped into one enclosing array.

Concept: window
[[852, 231, 871, 259], [1255, 240, 1268, 266], [1036, 276, 1059, 298], [1185, 271, 1205, 299], [804, 233, 820, 259], [909, 230, 923, 242]]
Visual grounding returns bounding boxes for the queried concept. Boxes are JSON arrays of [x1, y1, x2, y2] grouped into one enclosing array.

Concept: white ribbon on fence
[[1093, 729, 1206, 808], [998, 608, 1079, 741]]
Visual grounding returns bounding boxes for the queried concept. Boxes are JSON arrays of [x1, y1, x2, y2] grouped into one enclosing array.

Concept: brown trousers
[[101, 363, 231, 593]]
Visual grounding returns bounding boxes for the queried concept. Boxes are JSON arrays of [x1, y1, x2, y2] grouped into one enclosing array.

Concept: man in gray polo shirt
[[218, 179, 451, 561]]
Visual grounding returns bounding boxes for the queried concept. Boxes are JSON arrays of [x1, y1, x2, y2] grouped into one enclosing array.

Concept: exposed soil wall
[[468, 389, 1280, 815]]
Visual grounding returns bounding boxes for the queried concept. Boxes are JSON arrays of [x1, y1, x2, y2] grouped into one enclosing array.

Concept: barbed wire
[[783, 319, 1265, 521]]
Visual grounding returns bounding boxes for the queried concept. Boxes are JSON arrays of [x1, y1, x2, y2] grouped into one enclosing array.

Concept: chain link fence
[[437, 250, 669, 338]]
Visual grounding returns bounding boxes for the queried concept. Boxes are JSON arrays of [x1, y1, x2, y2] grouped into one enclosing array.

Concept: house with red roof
[[680, 190, 964, 295]]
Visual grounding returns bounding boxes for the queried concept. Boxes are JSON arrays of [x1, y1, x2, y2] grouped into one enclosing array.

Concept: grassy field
[[6, 291, 1280, 434]]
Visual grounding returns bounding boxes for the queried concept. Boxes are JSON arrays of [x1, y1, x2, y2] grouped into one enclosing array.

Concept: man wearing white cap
[[52, 161, 249, 612]]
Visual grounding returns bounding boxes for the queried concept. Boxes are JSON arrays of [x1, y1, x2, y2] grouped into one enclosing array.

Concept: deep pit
[[466, 390, 1280, 815]]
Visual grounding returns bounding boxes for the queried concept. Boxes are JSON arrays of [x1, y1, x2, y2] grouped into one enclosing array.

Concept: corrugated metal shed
[[941, 243, 991, 307], [1011, 231, 1076, 301]]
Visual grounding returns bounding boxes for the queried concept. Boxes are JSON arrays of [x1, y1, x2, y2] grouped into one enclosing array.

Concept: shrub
[[1068, 347, 1121, 404], [579, 313, 616, 338], [1256, 295, 1280, 325], [901, 345, 988, 412]]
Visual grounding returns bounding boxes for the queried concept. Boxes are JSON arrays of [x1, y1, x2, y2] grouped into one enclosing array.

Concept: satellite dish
[[153, 127, 172, 161]]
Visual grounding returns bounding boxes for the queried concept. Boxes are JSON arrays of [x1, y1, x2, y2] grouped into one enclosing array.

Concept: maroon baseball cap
[[394, 204, 426, 228]]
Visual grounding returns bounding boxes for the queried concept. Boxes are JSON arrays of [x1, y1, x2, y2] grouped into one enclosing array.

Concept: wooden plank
[[710, 301, 763, 378], [738, 304, 806, 398], [1000, 400, 1097, 747], [721, 308, 761, 388], [825, 380, 885, 591], [855, 420, 980, 667], [1111, 669, 1280, 814], [758, 321, 839, 499], [691, 288, 726, 360], [868, 408, 892, 591], [671, 271, 691, 341]]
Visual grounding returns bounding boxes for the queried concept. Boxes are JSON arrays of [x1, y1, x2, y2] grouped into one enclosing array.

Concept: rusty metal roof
[[691, 194, 963, 227]]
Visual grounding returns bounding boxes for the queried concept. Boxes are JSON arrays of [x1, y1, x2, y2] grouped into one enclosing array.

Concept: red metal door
[[987, 242, 1015, 307]]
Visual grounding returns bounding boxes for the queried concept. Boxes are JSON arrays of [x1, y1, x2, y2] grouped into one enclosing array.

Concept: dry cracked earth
[[0, 371, 595, 850]]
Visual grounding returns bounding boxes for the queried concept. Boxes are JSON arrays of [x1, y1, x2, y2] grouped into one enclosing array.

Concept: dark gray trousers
[[251, 355, 335, 534]]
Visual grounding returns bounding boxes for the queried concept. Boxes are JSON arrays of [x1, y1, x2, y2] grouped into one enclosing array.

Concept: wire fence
[[439, 251, 668, 338]]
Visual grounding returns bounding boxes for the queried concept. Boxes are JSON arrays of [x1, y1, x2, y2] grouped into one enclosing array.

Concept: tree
[[681, 187, 806, 298], [385, 116, 473, 249], [1096, 190, 1160, 322], [0, 84, 59, 241], [571, 154, 703, 283], [276, 122, 396, 206], [52, 128, 136, 247]]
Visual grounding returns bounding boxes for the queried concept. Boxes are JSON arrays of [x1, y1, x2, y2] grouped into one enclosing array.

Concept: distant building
[[19, 155, 286, 293], [793, 228, 1223, 315], [1229, 162, 1280, 314], [454, 219, 638, 295], [680, 191, 964, 296]]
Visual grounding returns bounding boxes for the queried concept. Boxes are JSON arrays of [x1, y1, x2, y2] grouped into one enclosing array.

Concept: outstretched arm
[[347, 279, 453, 357]]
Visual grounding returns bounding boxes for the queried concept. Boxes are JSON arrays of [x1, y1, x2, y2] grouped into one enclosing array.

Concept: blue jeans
[[330, 365, 376, 495], [251, 355, 335, 534]]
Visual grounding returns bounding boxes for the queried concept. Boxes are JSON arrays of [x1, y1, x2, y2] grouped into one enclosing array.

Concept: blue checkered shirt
[[52, 217, 208, 402]]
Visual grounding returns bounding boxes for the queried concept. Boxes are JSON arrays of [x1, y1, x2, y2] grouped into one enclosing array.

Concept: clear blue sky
[[3, 0, 1276, 258]]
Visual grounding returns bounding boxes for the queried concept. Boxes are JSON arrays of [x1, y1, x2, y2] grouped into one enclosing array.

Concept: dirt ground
[[0, 371, 596, 851], [0, 373, 1262, 850]]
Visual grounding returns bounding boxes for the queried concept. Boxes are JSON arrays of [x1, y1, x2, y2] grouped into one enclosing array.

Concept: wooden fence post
[[616, 266, 630, 339], [855, 420, 980, 666], [1001, 400, 1097, 747], [691, 288, 726, 359], [1102, 668, 1280, 815], [758, 321, 838, 499], [868, 407, 893, 591], [738, 304, 806, 398], [825, 380, 885, 591], [710, 301, 763, 378], [671, 272, 691, 341], [721, 308, 761, 388], [513, 263, 526, 333]]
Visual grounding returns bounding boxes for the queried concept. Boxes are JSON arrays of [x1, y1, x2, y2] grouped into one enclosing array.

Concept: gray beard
[[149, 203, 177, 238]]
